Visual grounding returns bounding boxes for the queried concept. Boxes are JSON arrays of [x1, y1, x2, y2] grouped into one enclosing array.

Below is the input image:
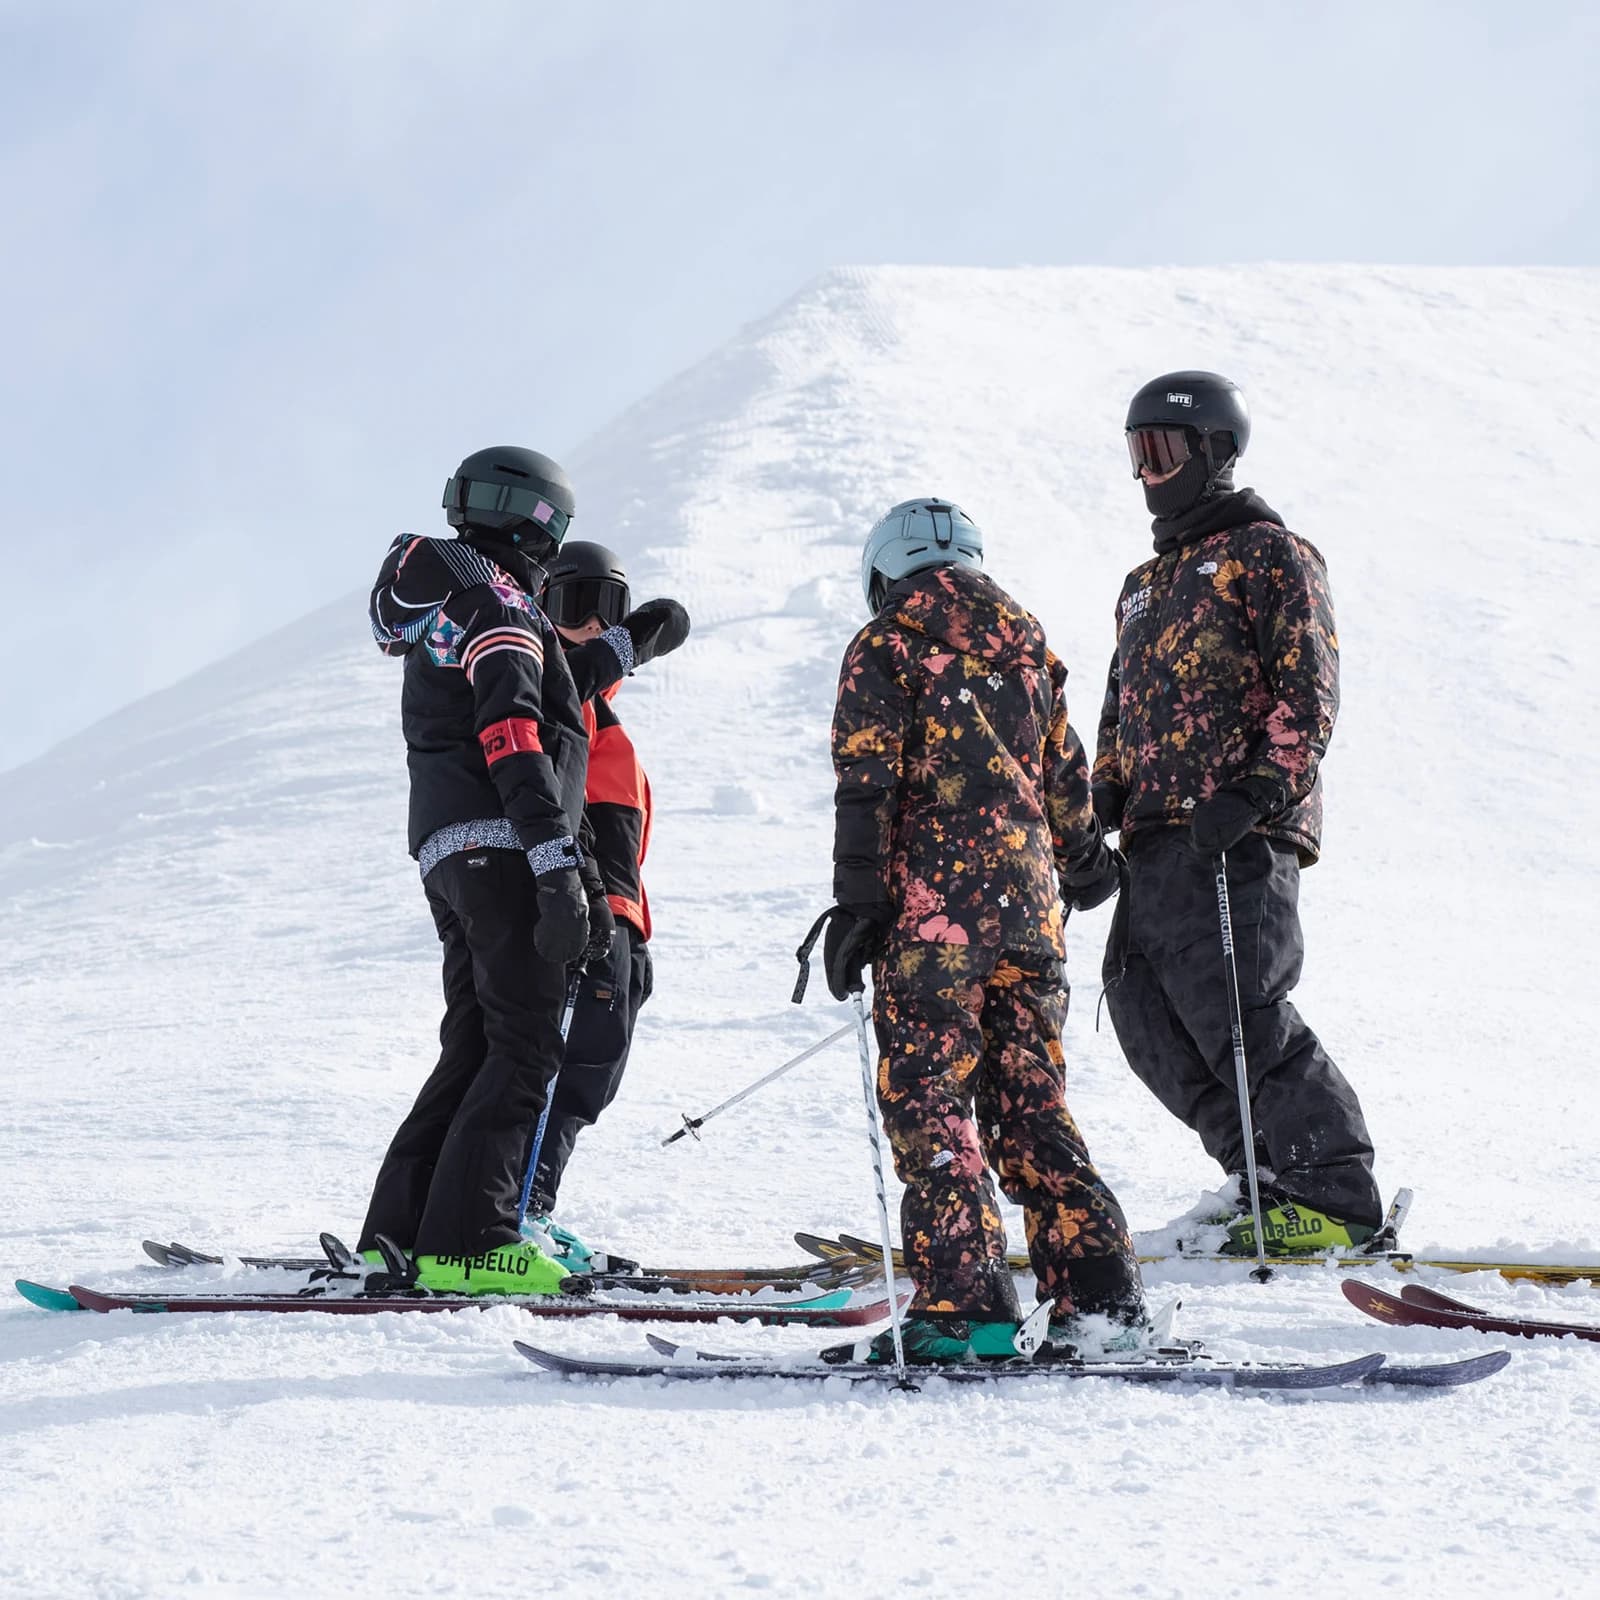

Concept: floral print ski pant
[[872, 942, 1143, 1323]]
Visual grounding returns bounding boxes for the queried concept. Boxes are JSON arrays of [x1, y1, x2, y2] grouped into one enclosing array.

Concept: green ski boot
[[413, 1241, 571, 1296], [1222, 1199, 1376, 1256]]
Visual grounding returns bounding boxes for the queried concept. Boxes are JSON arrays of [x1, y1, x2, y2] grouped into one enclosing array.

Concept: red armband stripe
[[479, 717, 543, 765]]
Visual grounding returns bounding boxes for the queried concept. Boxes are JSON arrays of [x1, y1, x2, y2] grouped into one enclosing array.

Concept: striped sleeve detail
[[479, 717, 544, 765], [438, 540, 506, 591], [461, 625, 544, 683]]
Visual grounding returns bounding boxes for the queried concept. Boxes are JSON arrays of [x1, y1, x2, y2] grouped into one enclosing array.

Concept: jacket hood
[[369, 535, 514, 657], [887, 563, 1046, 672]]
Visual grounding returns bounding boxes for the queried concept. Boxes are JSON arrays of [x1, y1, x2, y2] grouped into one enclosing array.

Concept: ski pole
[[1213, 851, 1273, 1284], [661, 1022, 854, 1146], [517, 968, 585, 1227], [850, 990, 914, 1389]]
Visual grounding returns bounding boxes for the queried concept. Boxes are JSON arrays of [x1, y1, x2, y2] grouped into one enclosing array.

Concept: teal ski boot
[[822, 1313, 1031, 1367], [522, 1212, 602, 1274]]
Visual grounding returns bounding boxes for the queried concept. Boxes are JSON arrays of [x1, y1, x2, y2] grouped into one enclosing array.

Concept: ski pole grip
[[660, 1113, 703, 1148]]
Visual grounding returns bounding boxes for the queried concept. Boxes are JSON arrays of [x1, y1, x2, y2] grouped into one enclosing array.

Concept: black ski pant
[[1103, 830, 1382, 1228], [527, 921, 650, 1216], [359, 849, 568, 1256]]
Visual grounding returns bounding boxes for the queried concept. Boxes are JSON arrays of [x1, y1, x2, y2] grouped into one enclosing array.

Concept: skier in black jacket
[[1097, 374, 1382, 1253], [359, 447, 688, 1293]]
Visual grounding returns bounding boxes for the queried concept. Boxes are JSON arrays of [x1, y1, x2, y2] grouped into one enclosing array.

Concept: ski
[[141, 1240, 328, 1273], [813, 1230, 1600, 1288], [139, 1237, 845, 1294], [1367, 1349, 1512, 1387], [640, 1333, 1508, 1389], [56, 1279, 895, 1326], [14, 1280, 83, 1312], [514, 1338, 1390, 1390], [1342, 1278, 1600, 1344]]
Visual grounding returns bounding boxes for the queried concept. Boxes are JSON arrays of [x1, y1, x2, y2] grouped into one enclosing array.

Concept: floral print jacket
[[831, 564, 1101, 960], [1092, 517, 1339, 863]]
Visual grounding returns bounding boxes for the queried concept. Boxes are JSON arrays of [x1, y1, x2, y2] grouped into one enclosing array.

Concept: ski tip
[[1367, 1349, 1513, 1387], [1328, 1352, 1389, 1385], [15, 1280, 84, 1312], [512, 1339, 567, 1374], [792, 1232, 852, 1263], [1340, 1278, 1408, 1321]]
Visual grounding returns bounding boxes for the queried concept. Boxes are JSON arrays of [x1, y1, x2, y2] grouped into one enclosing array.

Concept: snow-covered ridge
[[4, 266, 1599, 1598]]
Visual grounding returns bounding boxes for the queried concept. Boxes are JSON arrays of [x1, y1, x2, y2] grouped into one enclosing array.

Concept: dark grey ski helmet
[[443, 446, 575, 554]]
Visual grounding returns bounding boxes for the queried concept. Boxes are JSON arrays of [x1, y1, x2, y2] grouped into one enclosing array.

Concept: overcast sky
[[2, 0, 1596, 770]]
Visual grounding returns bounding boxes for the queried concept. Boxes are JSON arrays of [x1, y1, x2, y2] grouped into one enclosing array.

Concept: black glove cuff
[[1232, 775, 1287, 819], [1091, 784, 1126, 831], [840, 898, 894, 925]]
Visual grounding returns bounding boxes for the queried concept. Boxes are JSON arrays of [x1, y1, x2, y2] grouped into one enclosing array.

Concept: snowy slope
[[4, 266, 1600, 1599]]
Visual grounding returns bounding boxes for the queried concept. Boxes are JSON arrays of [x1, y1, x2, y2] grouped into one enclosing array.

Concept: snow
[[4, 264, 1600, 1598]]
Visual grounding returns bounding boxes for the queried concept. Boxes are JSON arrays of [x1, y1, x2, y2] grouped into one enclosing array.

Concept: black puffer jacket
[[369, 535, 620, 858]]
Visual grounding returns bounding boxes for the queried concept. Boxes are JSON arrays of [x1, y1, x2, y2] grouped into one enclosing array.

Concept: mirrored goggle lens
[[1125, 426, 1194, 479], [442, 476, 573, 542], [544, 575, 630, 629]]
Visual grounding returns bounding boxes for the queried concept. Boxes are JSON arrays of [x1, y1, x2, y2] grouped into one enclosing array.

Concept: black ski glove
[[533, 864, 590, 965], [1062, 839, 1124, 913], [639, 942, 654, 1005], [1189, 776, 1286, 856], [577, 854, 616, 971], [582, 892, 616, 971], [1091, 783, 1126, 835], [621, 598, 691, 668], [823, 902, 892, 1002]]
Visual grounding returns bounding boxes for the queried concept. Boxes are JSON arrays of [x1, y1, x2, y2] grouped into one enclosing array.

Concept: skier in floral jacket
[[1097, 372, 1382, 1253], [822, 498, 1147, 1365]]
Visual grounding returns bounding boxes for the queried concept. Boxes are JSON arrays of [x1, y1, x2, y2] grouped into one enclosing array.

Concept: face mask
[[1142, 452, 1215, 519]]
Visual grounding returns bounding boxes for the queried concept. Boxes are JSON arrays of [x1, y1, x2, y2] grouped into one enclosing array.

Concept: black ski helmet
[[541, 540, 631, 630], [442, 446, 576, 557], [1125, 371, 1251, 479]]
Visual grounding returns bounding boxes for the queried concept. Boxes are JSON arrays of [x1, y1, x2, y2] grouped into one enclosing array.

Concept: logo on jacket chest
[[1120, 585, 1154, 629]]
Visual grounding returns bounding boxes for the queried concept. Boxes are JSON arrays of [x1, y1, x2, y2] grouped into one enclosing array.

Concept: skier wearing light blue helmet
[[811, 496, 1147, 1367], [858, 498, 985, 614]]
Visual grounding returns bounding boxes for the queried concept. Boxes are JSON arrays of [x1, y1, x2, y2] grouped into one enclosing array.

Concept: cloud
[[0, 0, 1593, 768]]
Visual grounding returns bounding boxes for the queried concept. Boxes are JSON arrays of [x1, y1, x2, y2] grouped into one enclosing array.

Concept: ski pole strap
[[792, 907, 836, 1004]]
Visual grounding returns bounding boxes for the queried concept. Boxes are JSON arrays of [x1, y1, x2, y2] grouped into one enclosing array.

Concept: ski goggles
[[441, 475, 573, 542], [543, 574, 631, 630], [1125, 425, 1196, 479]]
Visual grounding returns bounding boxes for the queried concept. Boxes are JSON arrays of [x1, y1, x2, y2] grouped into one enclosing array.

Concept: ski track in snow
[[3, 265, 1599, 1598]]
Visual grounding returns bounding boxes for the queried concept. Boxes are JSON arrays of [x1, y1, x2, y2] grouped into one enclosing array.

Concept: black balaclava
[[1146, 432, 1245, 551], [460, 526, 553, 594], [1144, 453, 1227, 520]]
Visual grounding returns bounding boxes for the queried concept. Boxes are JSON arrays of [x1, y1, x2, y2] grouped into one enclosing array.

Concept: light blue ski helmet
[[860, 498, 984, 614]]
